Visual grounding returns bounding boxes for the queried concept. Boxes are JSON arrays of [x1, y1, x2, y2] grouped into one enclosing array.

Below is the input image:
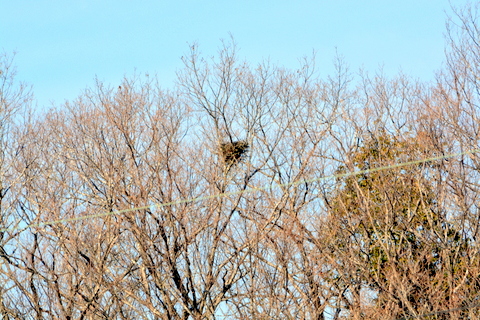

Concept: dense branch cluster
[[1, 4, 480, 319]]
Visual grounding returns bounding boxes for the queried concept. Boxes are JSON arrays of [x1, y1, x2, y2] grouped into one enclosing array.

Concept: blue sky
[[1, 1, 470, 108]]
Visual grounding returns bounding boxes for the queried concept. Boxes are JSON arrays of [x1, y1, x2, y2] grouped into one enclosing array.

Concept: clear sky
[[1, 1, 471, 108]]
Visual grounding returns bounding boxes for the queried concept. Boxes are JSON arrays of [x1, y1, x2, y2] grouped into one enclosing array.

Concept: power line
[[1, 148, 478, 234]]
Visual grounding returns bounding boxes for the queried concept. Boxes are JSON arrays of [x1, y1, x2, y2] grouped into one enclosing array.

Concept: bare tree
[[0, 51, 33, 320], [6, 4, 480, 319]]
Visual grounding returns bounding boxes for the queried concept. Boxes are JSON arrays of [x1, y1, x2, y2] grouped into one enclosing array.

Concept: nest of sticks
[[220, 140, 249, 167]]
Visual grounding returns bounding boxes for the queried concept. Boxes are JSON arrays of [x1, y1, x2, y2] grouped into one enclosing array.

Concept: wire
[[1, 148, 478, 234]]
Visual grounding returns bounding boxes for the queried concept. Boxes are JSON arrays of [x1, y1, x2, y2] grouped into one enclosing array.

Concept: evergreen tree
[[327, 130, 471, 318]]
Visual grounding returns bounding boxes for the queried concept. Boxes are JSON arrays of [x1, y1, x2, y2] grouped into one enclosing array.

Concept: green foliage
[[328, 131, 469, 316]]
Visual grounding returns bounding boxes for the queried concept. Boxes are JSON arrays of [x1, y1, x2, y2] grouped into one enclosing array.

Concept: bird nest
[[220, 140, 249, 166]]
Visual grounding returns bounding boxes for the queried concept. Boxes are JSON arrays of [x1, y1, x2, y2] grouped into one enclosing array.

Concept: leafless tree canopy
[[2, 4, 480, 319]]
